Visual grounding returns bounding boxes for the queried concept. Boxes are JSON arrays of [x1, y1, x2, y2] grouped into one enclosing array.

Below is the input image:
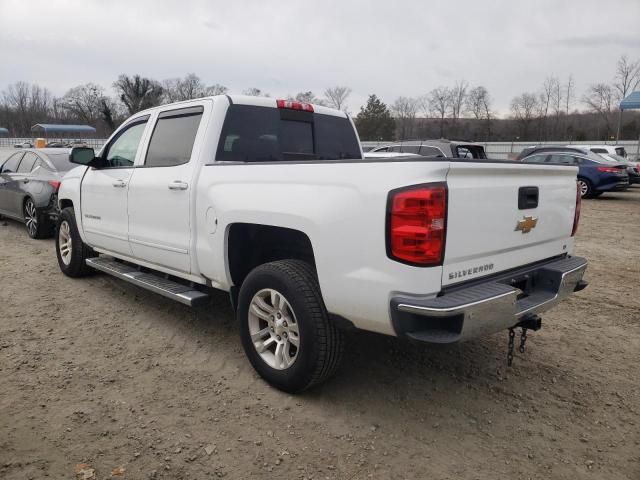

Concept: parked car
[[597, 153, 640, 184], [520, 150, 629, 198], [363, 151, 421, 159], [0, 148, 74, 238], [370, 140, 487, 159], [14, 141, 33, 148], [571, 145, 628, 158], [516, 145, 587, 160], [55, 95, 587, 392]]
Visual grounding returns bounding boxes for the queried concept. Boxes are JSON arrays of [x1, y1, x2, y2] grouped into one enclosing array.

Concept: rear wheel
[[577, 178, 592, 198], [24, 197, 52, 239], [238, 260, 344, 393], [55, 207, 96, 277]]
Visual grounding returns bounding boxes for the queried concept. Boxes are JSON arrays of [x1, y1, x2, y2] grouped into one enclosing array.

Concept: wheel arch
[[226, 223, 316, 292]]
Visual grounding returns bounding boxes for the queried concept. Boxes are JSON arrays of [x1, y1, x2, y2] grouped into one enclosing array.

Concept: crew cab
[[55, 95, 588, 392]]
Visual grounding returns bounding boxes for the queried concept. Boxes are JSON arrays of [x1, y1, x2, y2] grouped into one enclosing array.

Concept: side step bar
[[86, 257, 209, 307]]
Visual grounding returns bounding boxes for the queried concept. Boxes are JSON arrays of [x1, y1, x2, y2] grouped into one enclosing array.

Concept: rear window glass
[[590, 148, 607, 153], [46, 153, 76, 172], [216, 105, 361, 162]]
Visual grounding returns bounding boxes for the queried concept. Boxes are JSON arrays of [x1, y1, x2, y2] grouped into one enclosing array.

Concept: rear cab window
[[216, 105, 361, 162], [454, 145, 486, 159]]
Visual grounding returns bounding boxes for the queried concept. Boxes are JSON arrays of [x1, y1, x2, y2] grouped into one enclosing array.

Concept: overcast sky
[[1, 0, 639, 115]]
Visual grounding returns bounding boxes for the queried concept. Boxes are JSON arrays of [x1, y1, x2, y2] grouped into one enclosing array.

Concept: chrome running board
[[86, 257, 209, 307]]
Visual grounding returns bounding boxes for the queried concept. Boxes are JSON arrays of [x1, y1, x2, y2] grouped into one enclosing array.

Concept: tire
[[24, 197, 53, 239], [577, 178, 592, 198], [238, 260, 344, 393], [55, 207, 96, 277]]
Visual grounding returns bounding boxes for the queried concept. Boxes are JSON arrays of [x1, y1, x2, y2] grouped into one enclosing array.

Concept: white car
[[567, 145, 627, 158], [55, 95, 588, 392]]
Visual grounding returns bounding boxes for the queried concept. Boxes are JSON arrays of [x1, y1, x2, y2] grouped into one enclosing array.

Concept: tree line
[[1, 54, 639, 142]]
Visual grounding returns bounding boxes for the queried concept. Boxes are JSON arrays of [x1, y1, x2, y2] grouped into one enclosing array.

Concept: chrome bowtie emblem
[[515, 216, 538, 233]]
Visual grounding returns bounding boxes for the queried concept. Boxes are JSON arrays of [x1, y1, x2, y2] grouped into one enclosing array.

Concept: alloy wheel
[[58, 220, 73, 265], [248, 288, 300, 370], [577, 180, 589, 197], [24, 200, 38, 237]]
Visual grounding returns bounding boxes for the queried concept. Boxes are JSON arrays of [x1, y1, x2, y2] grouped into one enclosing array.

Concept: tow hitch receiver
[[507, 314, 542, 366]]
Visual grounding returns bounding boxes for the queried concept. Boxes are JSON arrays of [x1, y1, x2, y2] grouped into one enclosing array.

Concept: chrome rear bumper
[[390, 256, 588, 343]]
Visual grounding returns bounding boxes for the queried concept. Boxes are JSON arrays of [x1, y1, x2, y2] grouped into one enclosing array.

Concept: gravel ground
[[0, 152, 638, 479]]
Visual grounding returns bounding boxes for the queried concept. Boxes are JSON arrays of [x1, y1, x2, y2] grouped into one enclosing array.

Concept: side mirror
[[69, 147, 97, 167]]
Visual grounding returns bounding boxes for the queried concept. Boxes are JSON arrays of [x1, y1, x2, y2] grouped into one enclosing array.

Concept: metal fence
[[2, 137, 639, 160], [0, 137, 106, 149], [361, 140, 640, 160]]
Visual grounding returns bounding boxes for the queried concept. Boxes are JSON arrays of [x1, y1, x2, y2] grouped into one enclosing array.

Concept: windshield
[[216, 105, 362, 162], [45, 153, 76, 171]]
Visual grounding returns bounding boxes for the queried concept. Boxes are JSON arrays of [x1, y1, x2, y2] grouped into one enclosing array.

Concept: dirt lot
[[1, 168, 639, 479]]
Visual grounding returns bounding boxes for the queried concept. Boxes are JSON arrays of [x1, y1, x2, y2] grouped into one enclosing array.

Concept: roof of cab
[[133, 95, 348, 119]]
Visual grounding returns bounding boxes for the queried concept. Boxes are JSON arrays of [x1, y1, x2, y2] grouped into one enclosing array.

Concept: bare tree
[[582, 83, 615, 139], [564, 74, 574, 116], [448, 80, 468, 136], [162, 73, 206, 102], [205, 83, 228, 96], [427, 86, 451, 137], [323, 86, 351, 111], [61, 83, 105, 124], [114, 74, 164, 115], [511, 92, 539, 140], [550, 77, 563, 139], [536, 77, 557, 141], [391, 96, 418, 140], [613, 55, 640, 139], [466, 86, 493, 140], [243, 88, 269, 97]]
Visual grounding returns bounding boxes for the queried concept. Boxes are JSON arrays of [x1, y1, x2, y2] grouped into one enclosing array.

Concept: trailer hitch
[[507, 314, 542, 366]]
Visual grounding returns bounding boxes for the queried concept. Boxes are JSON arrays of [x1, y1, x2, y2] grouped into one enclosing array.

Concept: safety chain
[[519, 327, 528, 354], [507, 328, 515, 366]]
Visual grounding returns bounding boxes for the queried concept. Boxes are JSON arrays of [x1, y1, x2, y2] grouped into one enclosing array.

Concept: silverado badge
[[515, 215, 538, 233]]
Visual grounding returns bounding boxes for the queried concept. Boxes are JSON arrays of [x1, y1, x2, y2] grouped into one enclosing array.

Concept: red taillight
[[571, 181, 581, 237], [387, 184, 447, 266], [276, 99, 314, 112], [48, 180, 61, 191], [597, 166, 620, 173]]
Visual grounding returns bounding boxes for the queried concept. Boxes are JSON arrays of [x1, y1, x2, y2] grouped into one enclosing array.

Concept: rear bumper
[[390, 256, 588, 344]]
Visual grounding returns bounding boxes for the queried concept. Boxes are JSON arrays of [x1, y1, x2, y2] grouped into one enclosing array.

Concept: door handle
[[168, 181, 188, 191], [112, 180, 127, 188], [23, 179, 30, 184]]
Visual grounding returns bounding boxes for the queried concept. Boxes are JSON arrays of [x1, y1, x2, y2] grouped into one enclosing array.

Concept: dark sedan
[[520, 150, 629, 198], [0, 148, 75, 238]]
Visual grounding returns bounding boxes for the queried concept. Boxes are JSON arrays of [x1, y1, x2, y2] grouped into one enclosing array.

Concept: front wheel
[[55, 207, 96, 277], [238, 260, 344, 393]]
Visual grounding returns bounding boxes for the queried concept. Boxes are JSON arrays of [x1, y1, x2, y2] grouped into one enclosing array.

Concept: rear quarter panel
[[195, 161, 450, 335]]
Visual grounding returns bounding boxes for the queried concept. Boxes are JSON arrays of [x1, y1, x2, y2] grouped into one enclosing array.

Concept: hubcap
[[24, 200, 37, 236], [578, 180, 588, 197], [248, 288, 300, 370], [58, 220, 73, 265]]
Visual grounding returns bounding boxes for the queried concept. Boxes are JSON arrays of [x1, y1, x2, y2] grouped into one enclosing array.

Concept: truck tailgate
[[442, 162, 578, 286]]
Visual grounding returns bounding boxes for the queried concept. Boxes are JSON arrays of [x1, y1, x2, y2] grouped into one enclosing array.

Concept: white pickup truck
[[55, 95, 588, 392]]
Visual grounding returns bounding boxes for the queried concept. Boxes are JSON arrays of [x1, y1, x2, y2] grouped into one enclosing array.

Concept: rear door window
[[419, 146, 443, 157], [523, 154, 549, 164], [145, 106, 204, 167], [548, 154, 576, 165], [217, 105, 361, 162], [17, 152, 38, 173]]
